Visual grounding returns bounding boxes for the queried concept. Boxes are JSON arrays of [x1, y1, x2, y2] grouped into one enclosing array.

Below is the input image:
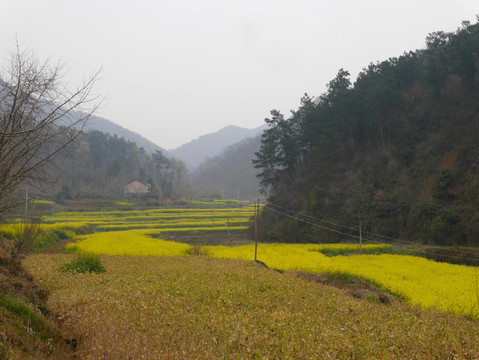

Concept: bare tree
[[0, 42, 101, 216]]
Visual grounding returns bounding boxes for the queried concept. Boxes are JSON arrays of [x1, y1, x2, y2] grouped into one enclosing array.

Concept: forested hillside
[[254, 19, 479, 246], [51, 131, 188, 201], [84, 114, 169, 154], [191, 136, 261, 200]]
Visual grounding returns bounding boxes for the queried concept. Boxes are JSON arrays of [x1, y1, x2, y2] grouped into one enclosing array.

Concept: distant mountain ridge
[[0, 80, 169, 155], [84, 114, 169, 154], [170, 124, 266, 170]]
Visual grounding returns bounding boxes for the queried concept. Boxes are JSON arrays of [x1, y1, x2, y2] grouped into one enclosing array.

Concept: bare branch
[[0, 41, 101, 216]]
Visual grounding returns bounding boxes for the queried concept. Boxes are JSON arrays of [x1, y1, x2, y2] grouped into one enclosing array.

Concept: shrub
[[184, 244, 210, 257], [61, 254, 106, 274]]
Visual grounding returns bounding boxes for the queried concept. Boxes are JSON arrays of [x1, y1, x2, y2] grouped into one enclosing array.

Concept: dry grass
[[24, 254, 479, 359], [63, 232, 479, 319]]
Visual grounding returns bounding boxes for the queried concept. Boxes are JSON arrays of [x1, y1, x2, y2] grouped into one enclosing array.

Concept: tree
[[253, 108, 303, 193], [320, 68, 351, 106], [0, 43, 100, 217]]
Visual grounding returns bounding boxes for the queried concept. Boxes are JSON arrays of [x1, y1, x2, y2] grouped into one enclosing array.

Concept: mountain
[[84, 114, 169, 154], [190, 135, 262, 200], [170, 125, 266, 170], [0, 80, 168, 155]]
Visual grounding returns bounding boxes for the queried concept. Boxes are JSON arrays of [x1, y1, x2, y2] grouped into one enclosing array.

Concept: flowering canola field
[[66, 230, 479, 319], [42, 206, 255, 232]]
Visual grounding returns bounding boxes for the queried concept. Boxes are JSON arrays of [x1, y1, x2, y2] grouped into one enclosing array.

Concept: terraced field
[[41, 206, 255, 232], [4, 203, 479, 358], [66, 233, 479, 320]]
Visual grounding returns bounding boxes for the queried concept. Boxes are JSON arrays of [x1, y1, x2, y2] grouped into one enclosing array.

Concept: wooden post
[[25, 189, 28, 224], [359, 221, 362, 254], [227, 218, 230, 236], [213, 209, 215, 225], [254, 198, 259, 261]]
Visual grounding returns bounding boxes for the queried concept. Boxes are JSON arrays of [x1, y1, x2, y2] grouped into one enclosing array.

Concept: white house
[[123, 180, 150, 195]]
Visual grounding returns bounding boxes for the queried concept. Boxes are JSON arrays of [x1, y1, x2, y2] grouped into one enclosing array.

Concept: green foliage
[[1, 296, 36, 318], [28, 226, 80, 253], [430, 209, 463, 245], [0, 296, 53, 336], [434, 169, 453, 200], [60, 253, 106, 274]]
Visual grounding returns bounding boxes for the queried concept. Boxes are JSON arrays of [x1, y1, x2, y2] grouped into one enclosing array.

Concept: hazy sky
[[1, 1, 477, 149]]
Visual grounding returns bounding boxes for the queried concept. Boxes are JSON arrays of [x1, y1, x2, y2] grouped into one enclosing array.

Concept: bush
[[61, 254, 106, 274], [184, 245, 210, 257]]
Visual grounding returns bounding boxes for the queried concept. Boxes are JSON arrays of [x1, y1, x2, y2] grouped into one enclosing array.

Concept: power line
[[263, 205, 359, 240], [261, 203, 479, 263], [267, 202, 359, 233], [264, 202, 479, 257], [362, 235, 479, 262], [364, 230, 479, 256]]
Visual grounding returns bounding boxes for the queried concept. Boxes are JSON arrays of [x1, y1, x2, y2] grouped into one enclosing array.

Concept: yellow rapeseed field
[[66, 230, 479, 319], [42, 206, 255, 232]]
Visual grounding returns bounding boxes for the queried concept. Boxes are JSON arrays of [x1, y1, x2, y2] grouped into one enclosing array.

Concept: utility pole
[[359, 221, 362, 254], [254, 198, 259, 261], [25, 189, 29, 224]]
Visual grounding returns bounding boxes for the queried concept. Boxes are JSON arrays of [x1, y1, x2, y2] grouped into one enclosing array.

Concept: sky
[[1, 1, 477, 150]]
